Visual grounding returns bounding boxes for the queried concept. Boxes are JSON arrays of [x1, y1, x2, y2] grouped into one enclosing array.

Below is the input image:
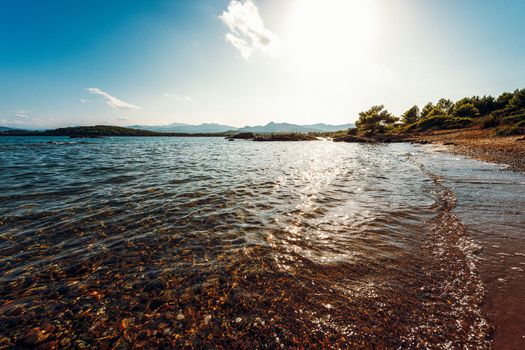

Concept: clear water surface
[[0, 136, 524, 348]]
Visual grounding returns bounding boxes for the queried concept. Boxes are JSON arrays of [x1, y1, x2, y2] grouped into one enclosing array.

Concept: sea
[[1, 136, 524, 349]]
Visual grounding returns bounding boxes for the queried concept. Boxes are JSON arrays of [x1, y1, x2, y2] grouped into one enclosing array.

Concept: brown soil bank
[[412, 128, 525, 172]]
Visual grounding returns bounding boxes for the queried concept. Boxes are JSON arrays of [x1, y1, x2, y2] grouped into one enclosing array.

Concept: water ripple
[[1, 136, 522, 348]]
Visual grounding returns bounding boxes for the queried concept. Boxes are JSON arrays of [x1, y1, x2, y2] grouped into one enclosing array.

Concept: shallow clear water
[[0, 137, 523, 348]]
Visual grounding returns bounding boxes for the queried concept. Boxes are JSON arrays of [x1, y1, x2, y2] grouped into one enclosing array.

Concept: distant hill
[[128, 123, 236, 133], [46, 125, 164, 137], [1, 122, 355, 137], [129, 122, 355, 134], [236, 122, 355, 133], [0, 126, 22, 132], [0, 125, 229, 137]]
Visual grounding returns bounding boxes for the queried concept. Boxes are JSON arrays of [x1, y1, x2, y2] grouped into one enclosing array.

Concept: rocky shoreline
[[411, 129, 525, 173], [227, 132, 318, 141], [226, 128, 525, 173], [330, 128, 525, 173]]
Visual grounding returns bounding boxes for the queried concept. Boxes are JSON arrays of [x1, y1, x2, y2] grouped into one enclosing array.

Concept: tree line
[[355, 88, 525, 136]]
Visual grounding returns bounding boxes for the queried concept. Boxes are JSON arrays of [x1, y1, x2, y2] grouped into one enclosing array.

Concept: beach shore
[[412, 128, 525, 173], [413, 128, 525, 349]]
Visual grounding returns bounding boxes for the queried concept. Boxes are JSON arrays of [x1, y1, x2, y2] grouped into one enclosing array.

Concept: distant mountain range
[[128, 123, 234, 134], [128, 122, 354, 134], [0, 126, 18, 132], [1, 122, 355, 135], [236, 122, 355, 133]]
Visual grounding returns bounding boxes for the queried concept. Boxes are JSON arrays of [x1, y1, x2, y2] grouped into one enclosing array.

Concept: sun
[[283, 0, 378, 75]]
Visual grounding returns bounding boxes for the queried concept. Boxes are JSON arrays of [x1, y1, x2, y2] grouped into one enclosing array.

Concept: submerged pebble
[[2, 138, 522, 348]]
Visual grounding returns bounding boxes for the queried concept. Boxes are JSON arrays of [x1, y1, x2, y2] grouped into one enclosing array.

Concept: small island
[[227, 132, 318, 141]]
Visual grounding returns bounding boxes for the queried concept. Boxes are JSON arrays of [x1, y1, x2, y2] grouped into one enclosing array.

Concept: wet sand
[[414, 128, 525, 349]]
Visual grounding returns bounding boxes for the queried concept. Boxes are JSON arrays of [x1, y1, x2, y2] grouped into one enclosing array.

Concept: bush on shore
[[345, 87, 525, 137], [355, 105, 398, 134], [393, 88, 525, 133], [494, 126, 525, 136]]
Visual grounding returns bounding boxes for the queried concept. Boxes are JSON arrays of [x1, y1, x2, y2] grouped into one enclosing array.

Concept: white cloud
[[80, 98, 89, 103], [163, 92, 193, 102], [14, 110, 31, 119], [2, 116, 28, 126], [219, 0, 278, 60], [86, 88, 141, 110], [2, 111, 46, 127]]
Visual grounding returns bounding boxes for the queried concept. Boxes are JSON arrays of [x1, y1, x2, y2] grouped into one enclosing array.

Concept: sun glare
[[284, 0, 378, 75]]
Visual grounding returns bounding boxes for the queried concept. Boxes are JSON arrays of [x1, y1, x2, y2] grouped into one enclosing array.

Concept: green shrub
[[453, 102, 480, 118], [347, 128, 358, 135], [509, 88, 525, 108], [401, 105, 420, 124], [480, 115, 499, 128], [415, 115, 473, 130], [495, 126, 524, 136], [363, 129, 374, 137], [500, 112, 525, 125], [355, 105, 398, 134]]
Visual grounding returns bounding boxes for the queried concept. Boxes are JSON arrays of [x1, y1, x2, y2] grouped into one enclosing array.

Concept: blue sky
[[1, 0, 525, 129]]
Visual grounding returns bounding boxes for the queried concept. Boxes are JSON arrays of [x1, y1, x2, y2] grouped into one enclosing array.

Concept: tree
[[496, 92, 514, 109], [436, 98, 454, 114], [453, 103, 479, 118], [421, 102, 435, 119], [475, 95, 496, 115], [355, 105, 398, 134], [426, 107, 447, 118], [509, 88, 525, 108], [401, 105, 420, 124]]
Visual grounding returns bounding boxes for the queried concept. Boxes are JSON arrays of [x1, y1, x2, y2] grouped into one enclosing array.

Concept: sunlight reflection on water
[[0, 136, 523, 348]]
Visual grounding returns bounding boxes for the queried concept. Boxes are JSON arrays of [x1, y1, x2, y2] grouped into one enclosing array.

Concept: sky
[[1, 0, 525, 129]]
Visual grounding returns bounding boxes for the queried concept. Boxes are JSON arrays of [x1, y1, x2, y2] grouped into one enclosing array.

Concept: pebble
[[20, 324, 55, 346], [204, 315, 212, 324]]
